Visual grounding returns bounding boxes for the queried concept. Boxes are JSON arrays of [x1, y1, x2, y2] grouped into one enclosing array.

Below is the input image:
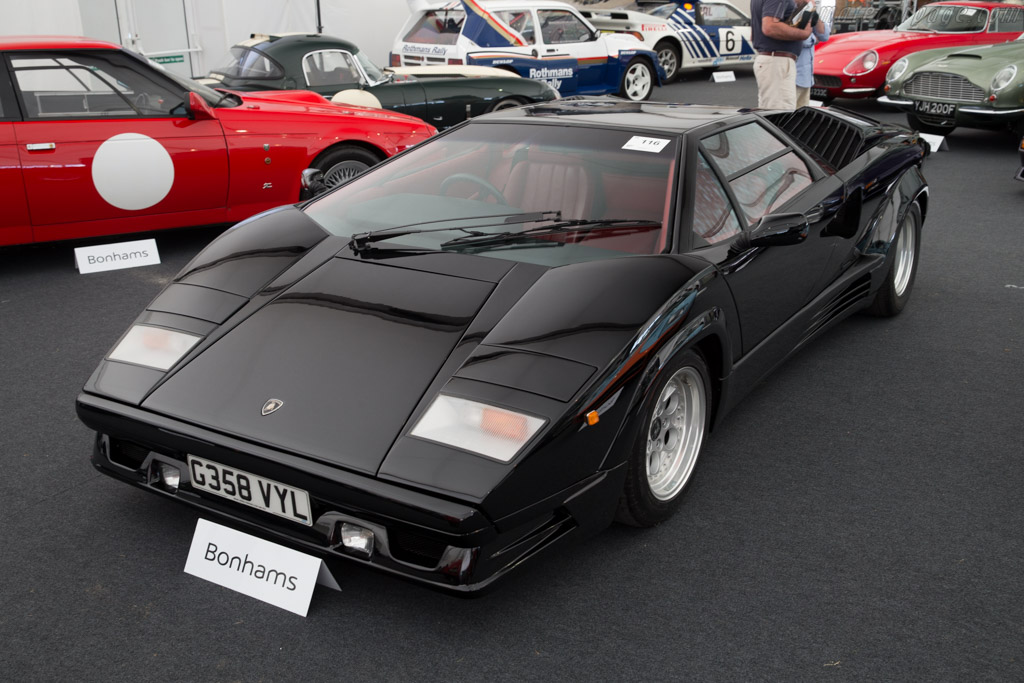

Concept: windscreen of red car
[[304, 122, 678, 266], [898, 4, 990, 32]]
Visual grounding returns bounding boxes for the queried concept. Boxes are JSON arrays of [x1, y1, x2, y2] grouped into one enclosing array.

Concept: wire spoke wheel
[[323, 159, 371, 187], [644, 366, 706, 501]]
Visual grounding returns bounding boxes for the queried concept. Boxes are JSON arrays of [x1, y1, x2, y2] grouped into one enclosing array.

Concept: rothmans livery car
[[391, 0, 665, 100], [577, 1, 754, 83]]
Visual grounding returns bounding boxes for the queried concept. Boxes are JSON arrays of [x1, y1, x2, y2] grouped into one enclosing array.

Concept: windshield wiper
[[439, 219, 662, 252], [349, 210, 562, 254]]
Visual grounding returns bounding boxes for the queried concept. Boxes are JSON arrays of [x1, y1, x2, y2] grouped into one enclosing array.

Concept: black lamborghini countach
[[77, 100, 929, 593]]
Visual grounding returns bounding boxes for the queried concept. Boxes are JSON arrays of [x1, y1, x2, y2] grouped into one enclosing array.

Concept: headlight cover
[[410, 395, 547, 463], [844, 49, 879, 76], [992, 64, 1017, 92], [107, 325, 202, 371], [886, 58, 909, 83]]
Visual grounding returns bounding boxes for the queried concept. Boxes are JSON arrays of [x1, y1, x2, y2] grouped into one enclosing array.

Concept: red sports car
[[812, 1, 1024, 101], [0, 36, 435, 246]]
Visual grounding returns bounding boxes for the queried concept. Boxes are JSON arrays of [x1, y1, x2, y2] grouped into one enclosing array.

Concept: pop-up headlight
[[410, 395, 546, 463], [107, 325, 201, 371]]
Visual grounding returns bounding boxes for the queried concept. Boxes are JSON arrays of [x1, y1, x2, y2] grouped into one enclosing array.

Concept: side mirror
[[300, 168, 328, 200], [749, 212, 809, 247], [187, 91, 216, 121], [731, 213, 808, 254]]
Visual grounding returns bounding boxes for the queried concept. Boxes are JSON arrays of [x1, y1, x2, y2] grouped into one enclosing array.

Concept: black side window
[[692, 152, 742, 246], [702, 122, 813, 225]]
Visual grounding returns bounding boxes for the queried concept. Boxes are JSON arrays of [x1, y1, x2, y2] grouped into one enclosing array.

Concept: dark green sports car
[[202, 33, 560, 130], [880, 33, 1024, 137]]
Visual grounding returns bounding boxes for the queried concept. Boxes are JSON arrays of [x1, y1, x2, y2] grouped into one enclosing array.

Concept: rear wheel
[[654, 40, 681, 83], [907, 113, 956, 137], [617, 350, 710, 527], [868, 203, 921, 317], [619, 58, 655, 101], [313, 145, 381, 189]]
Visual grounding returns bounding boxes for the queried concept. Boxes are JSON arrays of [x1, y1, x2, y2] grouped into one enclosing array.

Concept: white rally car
[[575, 1, 755, 82], [391, 0, 666, 100]]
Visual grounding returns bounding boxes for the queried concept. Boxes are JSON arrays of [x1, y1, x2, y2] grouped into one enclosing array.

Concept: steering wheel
[[439, 173, 508, 205]]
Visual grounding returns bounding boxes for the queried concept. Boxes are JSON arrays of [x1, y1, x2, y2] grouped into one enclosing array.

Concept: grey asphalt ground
[[2, 69, 1022, 681]]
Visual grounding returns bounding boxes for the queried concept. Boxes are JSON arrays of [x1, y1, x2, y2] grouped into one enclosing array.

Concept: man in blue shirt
[[751, 0, 814, 110], [796, 8, 830, 108]]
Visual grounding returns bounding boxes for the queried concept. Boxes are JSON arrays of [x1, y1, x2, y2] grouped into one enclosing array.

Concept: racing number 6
[[720, 28, 738, 54]]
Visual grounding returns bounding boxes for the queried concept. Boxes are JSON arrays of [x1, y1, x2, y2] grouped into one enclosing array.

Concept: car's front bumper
[[77, 393, 624, 594], [879, 95, 1024, 128], [811, 72, 881, 99]]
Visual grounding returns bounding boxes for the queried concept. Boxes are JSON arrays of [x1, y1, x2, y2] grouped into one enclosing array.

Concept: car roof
[[240, 33, 361, 55], [483, 99, 754, 133], [421, 0, 581, 10], [927, 1, 1024, 7], [0, 36, 122, 51]]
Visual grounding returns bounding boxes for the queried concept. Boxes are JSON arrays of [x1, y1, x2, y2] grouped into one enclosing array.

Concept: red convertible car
[[812, 1, 1024, 101], [0, 37, 435, 246]]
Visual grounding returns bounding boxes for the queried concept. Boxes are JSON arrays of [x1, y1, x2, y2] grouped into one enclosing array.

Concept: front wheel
[[867, 203, 921, 317], [312, 145, 381, 189], [654, 40, 681, 84], [907, 113, 956, 137], [619, 58, 655, 101], [617, 350, 711, 527]]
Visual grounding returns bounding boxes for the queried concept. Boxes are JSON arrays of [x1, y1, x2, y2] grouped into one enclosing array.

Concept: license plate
[[913, 100, 957, 117], [811, 87, 828, 98], [186, 455, 312, 526]]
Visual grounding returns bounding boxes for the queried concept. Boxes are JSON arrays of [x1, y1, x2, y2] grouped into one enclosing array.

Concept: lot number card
[[184, 518, 340, 617]]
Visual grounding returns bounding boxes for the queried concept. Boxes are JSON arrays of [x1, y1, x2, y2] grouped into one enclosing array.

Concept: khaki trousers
[[754, 54, 797, 111]]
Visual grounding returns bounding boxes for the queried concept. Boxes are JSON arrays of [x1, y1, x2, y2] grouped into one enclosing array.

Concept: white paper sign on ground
[[712, 71, 737, 83], [918, 133, 948, 152], [184, 518, 339, 617], [75, 238, 160, 274], [808, 99, 824, 108]]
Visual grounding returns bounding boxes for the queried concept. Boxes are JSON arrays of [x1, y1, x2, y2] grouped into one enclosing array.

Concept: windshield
[[304, 122, 679, 267], [898, 4, 989, 32], [404, 10, 467, 44], [649, 3, 681, 19], [211, 45, 285, 79], [355, 50, 387, 84]]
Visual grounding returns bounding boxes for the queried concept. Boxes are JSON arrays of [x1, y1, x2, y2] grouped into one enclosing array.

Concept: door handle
[[26, 143, 56, 151]]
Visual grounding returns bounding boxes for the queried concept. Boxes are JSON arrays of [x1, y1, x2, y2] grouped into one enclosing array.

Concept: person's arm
[[814, 14, 830, 42], [762, 15, 814, 40]]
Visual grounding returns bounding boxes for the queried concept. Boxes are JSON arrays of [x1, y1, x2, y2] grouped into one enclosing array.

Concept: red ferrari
[[812, 1, 1024, 101], [0, 37, 435, 246]]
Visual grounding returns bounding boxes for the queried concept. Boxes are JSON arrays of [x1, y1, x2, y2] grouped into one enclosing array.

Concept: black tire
[[616, 349, 711, 527], [654, 40, 681, 84], [312, 145, 381, 189], [867, 203, 921, 317], [618, 58, 655, 101], [907, 113, 956, 137], [486, 96, 526, 113]]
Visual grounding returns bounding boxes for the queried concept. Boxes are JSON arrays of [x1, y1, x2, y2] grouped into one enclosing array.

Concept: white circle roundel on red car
[[91, 133, 175, 210]]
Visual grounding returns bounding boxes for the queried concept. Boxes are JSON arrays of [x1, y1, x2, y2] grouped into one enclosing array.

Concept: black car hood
[[142, 256, 497, 475]]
